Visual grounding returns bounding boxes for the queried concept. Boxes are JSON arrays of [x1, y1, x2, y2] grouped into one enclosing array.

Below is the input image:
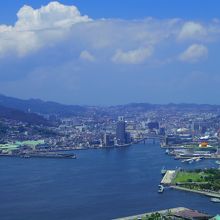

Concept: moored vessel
[[158, 184, 164, 193], [161, 166, 167, 175], [210, 197, 220, 203]]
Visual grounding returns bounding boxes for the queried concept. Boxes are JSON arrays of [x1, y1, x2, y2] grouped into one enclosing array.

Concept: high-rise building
[[125, 131, 131, 144], [116, 116, 126, 145], [103, 133, 110, 146]]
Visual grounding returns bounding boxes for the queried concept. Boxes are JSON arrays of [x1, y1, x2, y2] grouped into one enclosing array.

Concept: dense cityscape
[[1, 1, 220, 219], [1, 96, 220, 158], [1, 95, 220, 218]]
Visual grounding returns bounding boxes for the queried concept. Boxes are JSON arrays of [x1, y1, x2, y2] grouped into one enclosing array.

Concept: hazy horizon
[[2, 93, 220, 107], [0, 1, 220, 105]]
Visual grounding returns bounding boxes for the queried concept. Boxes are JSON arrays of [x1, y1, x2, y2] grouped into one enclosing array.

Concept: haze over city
[[1, 1, 220, 220], [0, 0, 220, 105]]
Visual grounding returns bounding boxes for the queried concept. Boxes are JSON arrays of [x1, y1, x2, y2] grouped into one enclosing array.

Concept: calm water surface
[[0, 143, 220, 220]]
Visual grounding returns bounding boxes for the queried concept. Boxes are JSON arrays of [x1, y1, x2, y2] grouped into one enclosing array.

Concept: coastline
[[171, 185, 220, 198], [113, 207, 187, 220], [161, 169, 220, 199], [113, 207, 211, 220]]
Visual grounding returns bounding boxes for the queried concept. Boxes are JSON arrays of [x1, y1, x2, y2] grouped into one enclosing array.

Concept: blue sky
[[1, 0, 220, 22], [0, 1, 220, 105]]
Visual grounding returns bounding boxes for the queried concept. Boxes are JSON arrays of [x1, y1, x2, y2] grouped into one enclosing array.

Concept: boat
[[210, 198, 220, 203], [165, 149, 169, 154], [215, 161, 220, 165], [188, 160, 194, 164], [195, 157, 201, 162], [161, 167, 167, 175], [158, 185, 164, 193]]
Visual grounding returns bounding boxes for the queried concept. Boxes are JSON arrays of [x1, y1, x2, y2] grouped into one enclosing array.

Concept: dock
[[0, 152, 77, 159], [113, 207, 211, 220], [161, 170, 177, 185]]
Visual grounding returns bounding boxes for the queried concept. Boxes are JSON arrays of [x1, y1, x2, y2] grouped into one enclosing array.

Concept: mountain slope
[[0, 94, 86, 116], [0, 105, 49, 125]]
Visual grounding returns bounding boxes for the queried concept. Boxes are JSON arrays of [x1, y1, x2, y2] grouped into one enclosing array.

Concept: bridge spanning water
[[137, 134, 165, 144]]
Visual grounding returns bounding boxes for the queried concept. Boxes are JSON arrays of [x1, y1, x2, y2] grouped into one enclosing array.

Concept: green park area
[[172, 169, 220, 192], [15, 140, 44, 149], [0, 140, 44, 153], [173, 171, 207, 183]]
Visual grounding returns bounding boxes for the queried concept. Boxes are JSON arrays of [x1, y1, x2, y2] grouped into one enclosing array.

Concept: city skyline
[[0, 1, 220, 105], [1, 2, 220, 219]]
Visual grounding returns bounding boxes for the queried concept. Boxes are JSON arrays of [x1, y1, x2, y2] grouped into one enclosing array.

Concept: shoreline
[[171, 185, 220, 198], [0, 152, 76, 159], [113, 207, 210, 220]]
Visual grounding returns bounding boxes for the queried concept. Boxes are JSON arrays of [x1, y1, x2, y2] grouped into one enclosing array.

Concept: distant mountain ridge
[[0, 94, 220, 117], [0, 94, 86, 116], [0, 105, 49, 125]]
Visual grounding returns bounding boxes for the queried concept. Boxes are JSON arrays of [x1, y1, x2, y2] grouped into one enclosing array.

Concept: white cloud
[[0, 1, 90, 57], [178, 22, 207, 41], [0, 5, 182, 59], [179, 44, 208, 63], [79, 50, 95, 62], [0, 1, 219, 65], [15, 1, 90, 30], [112, 47, 153, 64], [1, 2, 220, 104]]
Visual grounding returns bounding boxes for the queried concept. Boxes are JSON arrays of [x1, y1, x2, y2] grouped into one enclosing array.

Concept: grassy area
[[0, 143, 19, 152], [16, 140, 44, 149], [0, 140, 44, 153], [172, 169, 220, 192], [173, 171, 206, 183]]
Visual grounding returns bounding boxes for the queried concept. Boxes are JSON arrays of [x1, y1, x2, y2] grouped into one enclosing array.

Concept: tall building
[[103, 133, 110, 146], [116, 116, 126, 145], [125, 131, 131, 144]]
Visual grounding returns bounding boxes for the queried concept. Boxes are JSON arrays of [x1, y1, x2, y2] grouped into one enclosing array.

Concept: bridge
[[136, 134, 165, 144]]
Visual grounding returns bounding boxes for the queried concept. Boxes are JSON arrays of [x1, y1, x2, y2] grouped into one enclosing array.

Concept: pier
[[161, 170, 177, 185], [113, 207, 211, 220], [0, 152, 77, 159], [161, 168, 220, 199]]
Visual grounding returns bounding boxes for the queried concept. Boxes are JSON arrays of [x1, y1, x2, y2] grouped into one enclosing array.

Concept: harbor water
[[0, 143, 219, 220]]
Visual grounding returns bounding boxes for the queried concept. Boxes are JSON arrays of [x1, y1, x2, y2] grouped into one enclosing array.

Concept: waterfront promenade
[[171, 186, 220, 198], [161, 169, 220, 199], [113, 207, 212, 220], [161, 170, 176, 185]]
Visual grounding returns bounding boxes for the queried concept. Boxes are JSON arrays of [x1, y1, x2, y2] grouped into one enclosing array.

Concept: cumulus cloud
[[179, 44, 208, 62], [178, 21, 207, 41], [15, 2, 90, 30], [0, 1, 219, 62], [0, 5, 184, 59], [1, 2, 220, 104], [79, 50, 95, 62], [0, 1, 90, 57], [112, 47, 153, 64]]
